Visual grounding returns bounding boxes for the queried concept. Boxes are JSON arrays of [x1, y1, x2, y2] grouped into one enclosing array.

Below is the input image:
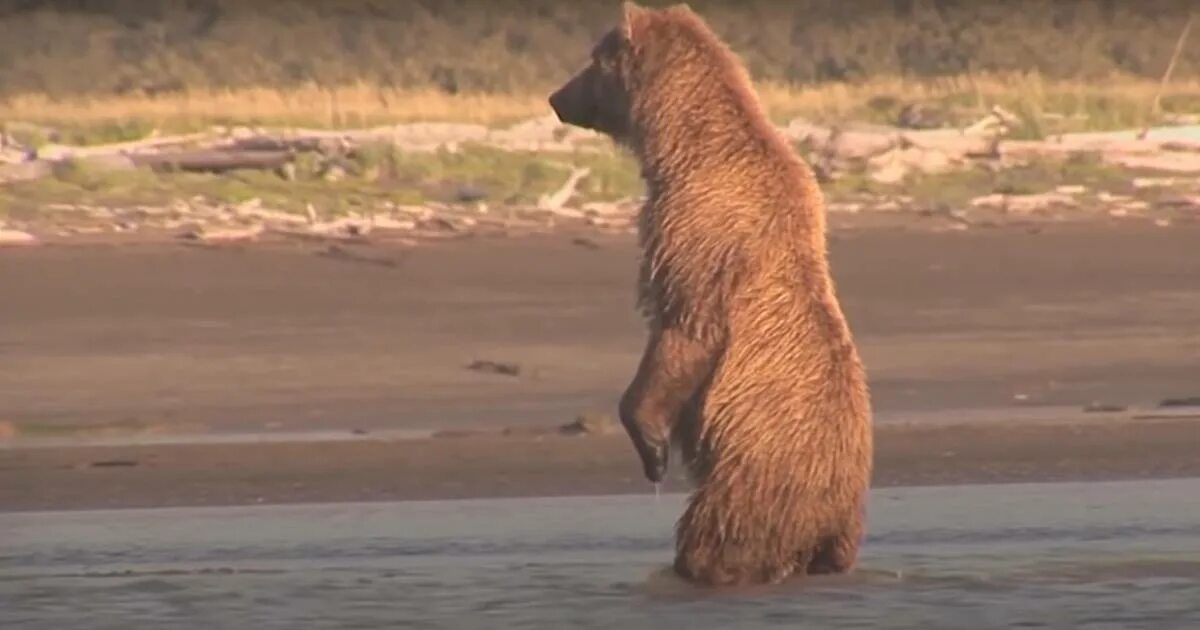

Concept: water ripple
[[2, 478, 1198, 629]]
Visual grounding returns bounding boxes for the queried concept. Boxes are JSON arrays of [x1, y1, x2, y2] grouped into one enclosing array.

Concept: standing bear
[[548, 2, 874, 587]]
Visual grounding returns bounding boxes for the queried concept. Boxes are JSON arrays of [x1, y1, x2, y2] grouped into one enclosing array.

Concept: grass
[[4, 136, 1175, 225], [1, 84, 550, 144], [3, 73, 1200, 146], [6, 416, 174, 438], [4, 72, 1197, 222], [0, 143, 644, 219], [822, 152, 1174, 211], [759, 73, 1200, 137]]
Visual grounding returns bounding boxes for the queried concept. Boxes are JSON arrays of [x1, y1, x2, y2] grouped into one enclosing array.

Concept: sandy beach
[[2, 221, 1199, 512]]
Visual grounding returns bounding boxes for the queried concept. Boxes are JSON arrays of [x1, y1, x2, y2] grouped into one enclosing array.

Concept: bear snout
[[643, 441, 669, 483], [548, 84, 580, 125], [548, 68, 595, 128], [547, 88, 569, 122], [630, 437, 669, 483]]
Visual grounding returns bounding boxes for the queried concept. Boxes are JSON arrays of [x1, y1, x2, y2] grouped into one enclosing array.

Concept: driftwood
[[2, 148, 292, 183], [178, 224, 266, 243], [1139, 14, 1195, 140], [537, 166, 591, 211], [789, 116, 1200, 178], [130, 149, 293, 173], [4, 113, 1200, 189], [225, 136, 345, 154], [0, 226, 38, 245]]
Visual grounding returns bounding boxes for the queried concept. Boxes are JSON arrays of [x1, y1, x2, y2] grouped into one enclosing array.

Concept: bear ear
[[619, 1, 651, 43]]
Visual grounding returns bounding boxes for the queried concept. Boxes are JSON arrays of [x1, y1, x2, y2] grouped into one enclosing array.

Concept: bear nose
[[643, 442, 669, 483], [548, 89, 566, 121]]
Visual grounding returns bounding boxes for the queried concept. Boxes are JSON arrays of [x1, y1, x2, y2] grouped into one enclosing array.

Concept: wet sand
[[4, 416, 1200, 512], [2, 222, 1199, 511]]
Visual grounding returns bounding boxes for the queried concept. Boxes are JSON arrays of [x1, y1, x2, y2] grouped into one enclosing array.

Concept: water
[[2, 478, 1198, 629]]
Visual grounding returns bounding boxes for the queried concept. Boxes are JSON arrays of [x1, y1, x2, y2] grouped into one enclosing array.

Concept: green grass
[[6, 121, 1191, 225], [347, 142, 643, 205], [8, 141, 1176, 227], [821, 151, 1158, 211], [8, 417, 160, 437], [2, 144, 644, 218]]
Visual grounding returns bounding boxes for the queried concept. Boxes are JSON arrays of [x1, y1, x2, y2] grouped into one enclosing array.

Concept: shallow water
[[2, 478, 1198, 629]]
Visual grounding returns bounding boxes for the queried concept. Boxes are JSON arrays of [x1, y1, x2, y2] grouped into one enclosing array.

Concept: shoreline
[[4, 414, 1199, 514], [3, 399, 1197, 451]]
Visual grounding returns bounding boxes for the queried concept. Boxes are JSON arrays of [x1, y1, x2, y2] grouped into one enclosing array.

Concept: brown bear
[[548, 2, 874, 587]]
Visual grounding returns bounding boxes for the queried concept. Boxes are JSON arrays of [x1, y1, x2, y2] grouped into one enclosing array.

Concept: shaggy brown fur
[[548, 2, 873, 587]]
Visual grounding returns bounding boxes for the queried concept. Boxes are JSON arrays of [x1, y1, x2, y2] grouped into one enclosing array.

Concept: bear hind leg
[[674, 494, 801, 586], [675, 545, 797, 587], [804, 518, 863, 576]]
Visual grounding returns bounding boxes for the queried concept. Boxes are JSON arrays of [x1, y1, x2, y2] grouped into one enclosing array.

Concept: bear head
[[548, 2, 697, 144]]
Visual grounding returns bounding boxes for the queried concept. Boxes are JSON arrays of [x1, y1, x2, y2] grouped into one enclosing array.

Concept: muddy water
[[2, 478, 1198, 629]]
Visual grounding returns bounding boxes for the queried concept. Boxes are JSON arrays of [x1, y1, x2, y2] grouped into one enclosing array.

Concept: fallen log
[[178, 224, 266, 243], [225, 135, 346, 154], [130, 149, 292, 173], [267, 226, 372, 244], [1103, 152, 1200, 173]]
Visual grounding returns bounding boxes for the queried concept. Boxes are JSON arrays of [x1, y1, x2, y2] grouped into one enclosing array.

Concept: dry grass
[[758, 73, 1200, 132], [1, 83, 550, 143], [3, 73, 1200, 146]]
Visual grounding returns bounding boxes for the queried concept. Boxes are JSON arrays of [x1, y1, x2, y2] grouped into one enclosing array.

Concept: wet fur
[[549, 2, 873, 587]]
